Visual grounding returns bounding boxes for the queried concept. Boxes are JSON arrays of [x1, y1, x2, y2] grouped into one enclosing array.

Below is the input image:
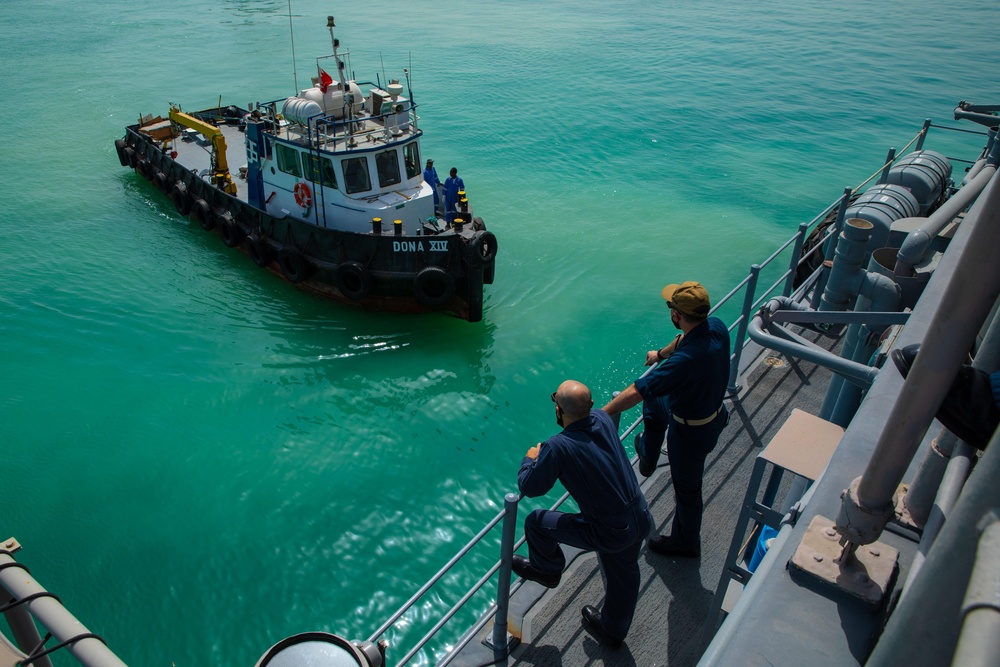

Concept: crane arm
[[168, 108, 237, 194]]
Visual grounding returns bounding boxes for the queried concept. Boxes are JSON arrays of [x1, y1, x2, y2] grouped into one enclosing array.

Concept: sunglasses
[[550, 391, 561, 409]]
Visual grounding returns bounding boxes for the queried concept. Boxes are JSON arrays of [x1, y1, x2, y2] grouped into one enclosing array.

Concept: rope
[[19, 632, 108, 666], [0, 591, 61, 614]]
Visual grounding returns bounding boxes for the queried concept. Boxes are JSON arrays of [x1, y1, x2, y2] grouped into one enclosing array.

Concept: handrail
[[0, 540, 127, 667], [368, 121, 978, 667]]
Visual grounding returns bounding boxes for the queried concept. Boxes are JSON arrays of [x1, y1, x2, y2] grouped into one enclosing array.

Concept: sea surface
[[1, 1, 998, 664]]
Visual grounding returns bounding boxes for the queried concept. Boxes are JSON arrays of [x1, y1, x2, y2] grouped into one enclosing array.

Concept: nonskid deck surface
[[171, 124, 251, 203], [488, 333, 839, 667]]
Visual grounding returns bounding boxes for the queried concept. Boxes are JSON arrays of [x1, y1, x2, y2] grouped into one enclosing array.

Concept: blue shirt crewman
[[443, 167, 465, 223], [422, 159, 442, 212], [514, 380, 653, 648], [603, 281, 730, 558]]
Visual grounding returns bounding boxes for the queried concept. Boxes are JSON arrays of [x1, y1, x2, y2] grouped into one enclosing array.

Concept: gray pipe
[[747, 297, 881, 388], [865, 425, 1000, 667], [953, 106, 1000, 127], [827, 272, 902, 426], [817, 218, 876, 420], [837, 168, 1000, 545], [902, 300, 1000, 525], [951, 516, 1000, 667], [819, 218, 874, 316], [899, 438, 974, 603], [809, 188, 854, 310], [960, 158, 988, 188], [894, 164, 997, 277]]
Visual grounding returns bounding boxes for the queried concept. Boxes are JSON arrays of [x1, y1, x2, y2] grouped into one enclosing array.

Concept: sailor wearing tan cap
[[602, 281, 730, 558]]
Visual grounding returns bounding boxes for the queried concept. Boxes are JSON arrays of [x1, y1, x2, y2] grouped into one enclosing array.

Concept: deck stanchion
[[782, 222, 809, 297], [877, 148, 897, 185], [727, 264, 760, 395], [487, 493, 519, 655], [915, 118, 932, 151]]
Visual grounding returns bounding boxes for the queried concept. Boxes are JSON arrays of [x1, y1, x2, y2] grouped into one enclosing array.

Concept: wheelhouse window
[[303, 154, 338, 189], [275, 143, 302, 177], [403, 143, 420, 179], [342, 157, 372, 194], [376, 149, 401, 188]]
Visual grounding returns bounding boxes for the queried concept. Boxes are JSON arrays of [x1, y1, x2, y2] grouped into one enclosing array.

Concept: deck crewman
[[422, 159, 442, 212], [515, 380, 652, 648], [603, 281, 730, 558], [443, 167, 465, 223]]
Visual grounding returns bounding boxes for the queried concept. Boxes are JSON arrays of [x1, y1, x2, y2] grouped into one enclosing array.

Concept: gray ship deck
[[452, 332, 841, 667]]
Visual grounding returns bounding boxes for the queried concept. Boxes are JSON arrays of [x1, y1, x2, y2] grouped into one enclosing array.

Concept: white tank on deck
[[281, 97, 324, 126], [297, 81, 364, 119]]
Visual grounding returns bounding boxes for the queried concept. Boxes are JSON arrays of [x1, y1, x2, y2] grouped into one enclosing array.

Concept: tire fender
[[246, 234, 273, 268], [190, 198, 214, 230], [218, 212, 244, 248], [464, 230, 498, 267], [413, 266, 456, 308], [115, 139, 128, 166], [335, 261, 370, 300], [279, 249, 312, 283], [170, 182, 192, 216]]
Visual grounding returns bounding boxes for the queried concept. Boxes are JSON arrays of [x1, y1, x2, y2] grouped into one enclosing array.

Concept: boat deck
[[448, 332, 840, 666], [166, 123, 251, 203]]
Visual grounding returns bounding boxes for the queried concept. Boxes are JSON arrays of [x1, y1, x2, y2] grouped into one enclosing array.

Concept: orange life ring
[[293, 182, 313, 209]]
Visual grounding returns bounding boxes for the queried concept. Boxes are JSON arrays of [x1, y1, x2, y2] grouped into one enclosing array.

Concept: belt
[[672, 407, 721, 426]]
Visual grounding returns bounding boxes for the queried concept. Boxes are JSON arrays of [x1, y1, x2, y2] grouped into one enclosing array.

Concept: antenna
[[328, 15, 348, 90], [287, 0, 299, 93]]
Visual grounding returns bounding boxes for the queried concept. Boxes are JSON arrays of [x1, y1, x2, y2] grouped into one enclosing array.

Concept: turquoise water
[[1, 0, 997, 664]]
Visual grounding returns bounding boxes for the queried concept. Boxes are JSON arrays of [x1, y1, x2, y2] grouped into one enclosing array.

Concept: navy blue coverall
[[443, 174, 465, 222], [635, 317, 730, 550], [518, 409, 652, 641]]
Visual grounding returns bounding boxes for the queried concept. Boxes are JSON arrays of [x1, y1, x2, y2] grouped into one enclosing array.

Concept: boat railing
[[363, 122, 984, 666], [0, 539, 127, 667]]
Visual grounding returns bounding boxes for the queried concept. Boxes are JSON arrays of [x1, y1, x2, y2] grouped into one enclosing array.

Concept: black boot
[[891, 344, 1000, 450], [634, 432, 658, 477]]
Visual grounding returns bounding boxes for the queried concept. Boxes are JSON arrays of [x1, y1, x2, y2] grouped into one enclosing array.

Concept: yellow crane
[[168, 106, 237, 195]]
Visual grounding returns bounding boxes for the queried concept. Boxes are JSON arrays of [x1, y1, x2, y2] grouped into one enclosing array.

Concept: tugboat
[[114, 16, 497, 322]]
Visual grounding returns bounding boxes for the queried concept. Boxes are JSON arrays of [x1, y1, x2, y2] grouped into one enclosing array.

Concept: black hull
[[116, 127, 496, 322]]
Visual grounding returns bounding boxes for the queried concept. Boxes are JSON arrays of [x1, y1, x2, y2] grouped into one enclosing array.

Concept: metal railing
[[364, 122, 983, 667]]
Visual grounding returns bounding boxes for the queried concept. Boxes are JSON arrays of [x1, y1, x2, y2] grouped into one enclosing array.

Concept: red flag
[[319, 68, 333, 93]]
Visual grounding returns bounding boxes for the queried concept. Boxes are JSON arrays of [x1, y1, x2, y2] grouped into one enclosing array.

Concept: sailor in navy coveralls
[[603, 281, 730, 557], [514, 380, 652, 648]]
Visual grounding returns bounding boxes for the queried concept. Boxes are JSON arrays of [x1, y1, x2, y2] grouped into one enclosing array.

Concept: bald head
[[554, 380, 594, 424]]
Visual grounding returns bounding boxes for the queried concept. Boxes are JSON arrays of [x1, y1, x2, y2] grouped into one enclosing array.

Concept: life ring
[[279, 248, 312, 283], [336, 261, 370, 300], [464, 230, 498, 267], [190, 198, 214, 230], [218, 212, 244, 248], [293, 182, 312, 209], [246, 234, 273, 268], [413, 267, 455, 308], [170, 182, 192, 215], [115, 139, 128, 167]]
